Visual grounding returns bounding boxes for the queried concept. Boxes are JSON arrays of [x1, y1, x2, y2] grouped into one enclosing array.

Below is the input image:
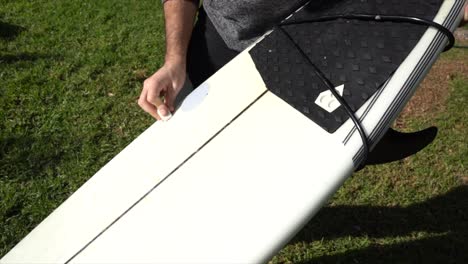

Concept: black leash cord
[[276, 13, 454, 167], [277, 26, 370, 166]]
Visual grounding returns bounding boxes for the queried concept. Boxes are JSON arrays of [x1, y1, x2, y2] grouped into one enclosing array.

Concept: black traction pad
[[249, 0, 443, 133]]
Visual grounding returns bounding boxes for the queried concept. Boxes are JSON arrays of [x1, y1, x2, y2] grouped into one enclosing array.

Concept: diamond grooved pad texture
[[249, 0, 442, 133]]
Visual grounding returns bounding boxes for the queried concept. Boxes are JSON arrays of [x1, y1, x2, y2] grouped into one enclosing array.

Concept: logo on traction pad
[[315, 84, 344, 113]]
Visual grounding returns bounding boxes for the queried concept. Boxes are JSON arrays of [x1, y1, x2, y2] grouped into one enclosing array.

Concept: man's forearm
[[163, 0, 198, 68]]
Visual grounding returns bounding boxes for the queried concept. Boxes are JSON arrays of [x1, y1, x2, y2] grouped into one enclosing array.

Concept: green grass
[[1, 0, 164, 254], [1, 1, 467, 262]]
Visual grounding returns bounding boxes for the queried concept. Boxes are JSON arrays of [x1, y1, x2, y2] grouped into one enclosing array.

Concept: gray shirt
[[203, 0, 307, 51]]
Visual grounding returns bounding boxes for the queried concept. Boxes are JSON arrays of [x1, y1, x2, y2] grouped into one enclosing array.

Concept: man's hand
[[139, 0, 197, 120], [139, 63, 186, 120]]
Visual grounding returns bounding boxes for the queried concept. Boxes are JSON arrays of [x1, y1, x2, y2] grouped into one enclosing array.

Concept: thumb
[[157, 104, 172, 121], [152, 97, 172, 121]]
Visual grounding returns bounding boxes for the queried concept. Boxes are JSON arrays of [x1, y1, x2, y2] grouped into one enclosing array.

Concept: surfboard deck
[[1, 0, 465, 263]]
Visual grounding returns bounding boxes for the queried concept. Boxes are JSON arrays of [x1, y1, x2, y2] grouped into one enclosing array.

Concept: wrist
[[164, 54, 186, 69]]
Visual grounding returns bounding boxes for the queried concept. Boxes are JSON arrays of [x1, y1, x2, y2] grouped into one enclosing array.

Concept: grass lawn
[[1, 1, 467, 263]]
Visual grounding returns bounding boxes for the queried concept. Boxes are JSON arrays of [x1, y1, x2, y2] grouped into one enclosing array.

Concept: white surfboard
[[1, 0, 465, 263]]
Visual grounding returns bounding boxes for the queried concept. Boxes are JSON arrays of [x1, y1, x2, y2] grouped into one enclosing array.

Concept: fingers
[[138, 88, 160, 120], [147, 90, 172, 121], [138, 66, 185, 120], [140, 78, 173, 121], [151, 96, 164, 108], [156, 104, 172, 121]]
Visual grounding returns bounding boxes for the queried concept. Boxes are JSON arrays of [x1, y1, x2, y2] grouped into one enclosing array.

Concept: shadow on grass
[[0, 135, 67, 181], [0, 21, 59, 64], [0, 21, 24, 40], [291, 186, 468, 263], [298, 234, 467, 264], [0, 53, 56, 64]]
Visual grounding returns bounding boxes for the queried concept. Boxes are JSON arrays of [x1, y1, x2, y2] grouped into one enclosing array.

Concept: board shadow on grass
[[289, 185, 468, 263], [0, 53, 58, 64], [0, 21, 24, 40], [0, 135, 68, 181], [298, 234, 468, 264], [0, 22, 60, 64]]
